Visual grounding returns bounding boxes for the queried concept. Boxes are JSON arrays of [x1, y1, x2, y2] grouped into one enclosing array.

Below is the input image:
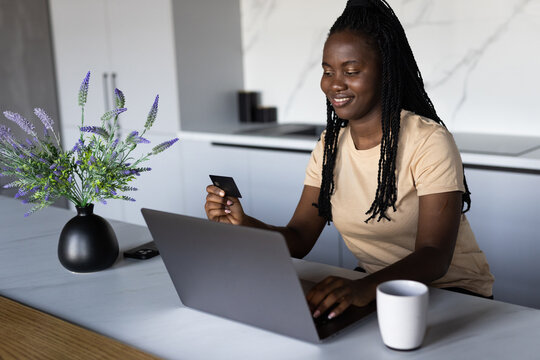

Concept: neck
[[348, 108, 383, 150]]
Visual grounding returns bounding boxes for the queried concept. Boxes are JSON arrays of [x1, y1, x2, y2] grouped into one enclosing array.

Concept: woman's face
[[321, 30, 382, 123]]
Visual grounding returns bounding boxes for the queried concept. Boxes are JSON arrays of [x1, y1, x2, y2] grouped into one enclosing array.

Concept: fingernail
[[225, 209, 231, 214], [327, 312, 335, 320], [220, 191, 225, 197], [227, 200, 233, 206], [313, 310, 320, 318]]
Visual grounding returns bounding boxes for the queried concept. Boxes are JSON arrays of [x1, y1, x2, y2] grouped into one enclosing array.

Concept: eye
[[345, 71, 360, 76], [322, 70, 333, 77]]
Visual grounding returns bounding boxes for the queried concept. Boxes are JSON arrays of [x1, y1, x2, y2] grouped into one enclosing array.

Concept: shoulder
[[399, 110, 456, 152]]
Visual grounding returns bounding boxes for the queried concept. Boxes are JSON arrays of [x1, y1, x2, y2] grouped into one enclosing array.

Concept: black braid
[[316, 0, 471, 223]]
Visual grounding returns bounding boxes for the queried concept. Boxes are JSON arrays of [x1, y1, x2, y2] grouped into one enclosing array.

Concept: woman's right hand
[[205, 185, 245, 225]]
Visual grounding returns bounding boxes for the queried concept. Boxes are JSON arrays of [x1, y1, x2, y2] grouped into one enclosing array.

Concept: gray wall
[[0, 0, 66, 208], [172, 0, 244, 132]]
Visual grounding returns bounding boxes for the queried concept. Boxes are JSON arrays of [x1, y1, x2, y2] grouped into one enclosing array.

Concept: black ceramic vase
[[58, 204, 119, 273]]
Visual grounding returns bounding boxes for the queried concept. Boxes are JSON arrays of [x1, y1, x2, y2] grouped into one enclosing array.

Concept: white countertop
[[1, 196, 539, 359], [178, 127, 540, 172]]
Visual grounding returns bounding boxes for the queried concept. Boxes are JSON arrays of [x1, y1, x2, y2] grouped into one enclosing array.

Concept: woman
[[205, 0, 494, 320]]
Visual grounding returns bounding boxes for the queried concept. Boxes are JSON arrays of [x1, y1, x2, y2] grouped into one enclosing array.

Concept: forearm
[[357, 246, 452, 301], [241, 215, 316, 258]]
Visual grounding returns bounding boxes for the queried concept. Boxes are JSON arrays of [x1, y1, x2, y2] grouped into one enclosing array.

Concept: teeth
[[334, 98, 351, 104]]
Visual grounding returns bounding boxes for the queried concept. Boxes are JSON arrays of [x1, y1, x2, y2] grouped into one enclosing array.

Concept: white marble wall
[[240, 0, 540, 136]]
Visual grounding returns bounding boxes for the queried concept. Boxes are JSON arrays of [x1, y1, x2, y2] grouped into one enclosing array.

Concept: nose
[[330, 74, 346, 92]]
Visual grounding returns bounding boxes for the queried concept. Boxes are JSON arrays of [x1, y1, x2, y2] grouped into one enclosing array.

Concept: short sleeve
[[304, 132, 325, 188], [413, 127, 465, 196]]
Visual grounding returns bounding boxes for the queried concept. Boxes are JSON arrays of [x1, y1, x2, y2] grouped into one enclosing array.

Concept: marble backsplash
[[240, 0, 540, 136]]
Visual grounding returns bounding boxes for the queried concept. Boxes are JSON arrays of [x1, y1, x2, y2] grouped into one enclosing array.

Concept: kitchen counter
[[178, 124, 540, 173], [1, 196, 540, 359]]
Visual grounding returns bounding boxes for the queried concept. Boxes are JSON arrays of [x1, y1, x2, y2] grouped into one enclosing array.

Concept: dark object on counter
[[58, 204, 119, 272], [255, 107, 277, 123], [238, 91, 260, 123], [124, 241, 159, 260]]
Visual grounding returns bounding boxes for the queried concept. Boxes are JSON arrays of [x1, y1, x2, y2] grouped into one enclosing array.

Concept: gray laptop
[[141, 208, 375, 343]]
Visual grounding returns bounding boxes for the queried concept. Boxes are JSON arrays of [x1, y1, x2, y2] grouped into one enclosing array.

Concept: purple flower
[[21, 199, 29, 204], [3, 111, 36, 136], [123, 170, 131, 175], [67, 175, 72, 183], [78, 71, 91, 107], [112, 139, 119, 148], [19, 154, 25, 159], [95, 185, 99, 194], [25, 138, 33, 146], [126, 131, 138, 143], [71, 139, 84, 152], [144, 95, 159, 130], [110, 190, 117, 195], [80, 126, 109, 138], [114, 88, 125, 108], [151, 138, 179, 154], [36, 174, 43, 178], [0, 125, 13, 140], [75, 160, 83, 165], [49, 163, 57, 170], [100, 199, 107, 205], [39, 158, 47, 164], [101, 108, 127, 122], [34, 108, 54, 130], [135, 136, 150, 144], [53, 170, 61, 176], [44, 194, 50, 201]]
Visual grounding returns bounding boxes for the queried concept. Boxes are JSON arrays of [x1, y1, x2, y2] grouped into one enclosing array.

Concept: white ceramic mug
[[376, 280, 429, 350]]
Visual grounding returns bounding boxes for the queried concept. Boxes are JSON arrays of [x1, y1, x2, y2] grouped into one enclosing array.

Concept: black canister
[[238, 91, 260, 123], [255, 107, 277, 123]]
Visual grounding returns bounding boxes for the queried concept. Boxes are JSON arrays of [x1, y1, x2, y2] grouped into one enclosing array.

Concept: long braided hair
[[316, 0, 471, 223]]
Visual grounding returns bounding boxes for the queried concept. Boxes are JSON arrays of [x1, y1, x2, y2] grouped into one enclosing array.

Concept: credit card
[[209, 175, 242, 198]]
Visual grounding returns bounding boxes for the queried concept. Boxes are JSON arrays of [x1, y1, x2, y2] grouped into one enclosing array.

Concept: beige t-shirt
[[304, 110, 494, 297]]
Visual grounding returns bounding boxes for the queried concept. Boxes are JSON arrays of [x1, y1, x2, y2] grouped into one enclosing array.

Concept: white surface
[[376, 280, 429, 350], [240, 0, 540, 137], [1, 196, 540, 359], [179, 129, 540, 171]]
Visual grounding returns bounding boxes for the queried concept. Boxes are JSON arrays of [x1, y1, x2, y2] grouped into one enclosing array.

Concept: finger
[[306, 276, 343, 305], [207, 208, 231, 221], [206, 184, 226, 197], [206, 193, 228, 206], [326, 296, 352, 320], [313, 287, 351, 319]]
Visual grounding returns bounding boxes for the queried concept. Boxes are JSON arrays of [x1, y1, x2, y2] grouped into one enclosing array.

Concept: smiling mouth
[[330, 97, 353, 108]]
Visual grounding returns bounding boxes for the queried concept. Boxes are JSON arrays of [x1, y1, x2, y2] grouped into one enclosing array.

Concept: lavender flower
[[78, 71, 90, 107], [114, 88, 125, 108], [144, 95, 159, 130], [100, 199, 107, 205], [34, 108, 54, 130], [0, 125, 13, 140], [49, 163, 57, 170], [75, 160, 83, 165], [126, 131, 138, 143], [25, 138, 33, 146], [134, 136, 150, 144], [72, 139, 84, 153], [39, 158, 47, 164], [80, 126, 110, 138], [95, 186, 99, 194], [67, 175, 72, 183], [101, 107, 127, 122], [110, 189, 117, 195], [53, 171, 61, 176], [151, 138, 179, 154], [3, 111, 36, 136]]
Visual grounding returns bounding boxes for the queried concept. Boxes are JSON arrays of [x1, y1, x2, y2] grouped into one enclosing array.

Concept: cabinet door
[[180, 141, 250, 219], [248, 148, 341, 267], [465, 168, 540, 308], [49, 0, 111, 129], [106, 0, 180, 134]]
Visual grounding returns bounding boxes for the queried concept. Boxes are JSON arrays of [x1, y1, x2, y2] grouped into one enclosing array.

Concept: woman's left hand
[[306, 276, 375, 319]]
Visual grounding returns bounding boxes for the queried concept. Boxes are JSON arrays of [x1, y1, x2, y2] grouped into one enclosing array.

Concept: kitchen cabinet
[[464, 167, 540, 308], [49, 0, 181, 224], [49, 0, 180, 134]]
